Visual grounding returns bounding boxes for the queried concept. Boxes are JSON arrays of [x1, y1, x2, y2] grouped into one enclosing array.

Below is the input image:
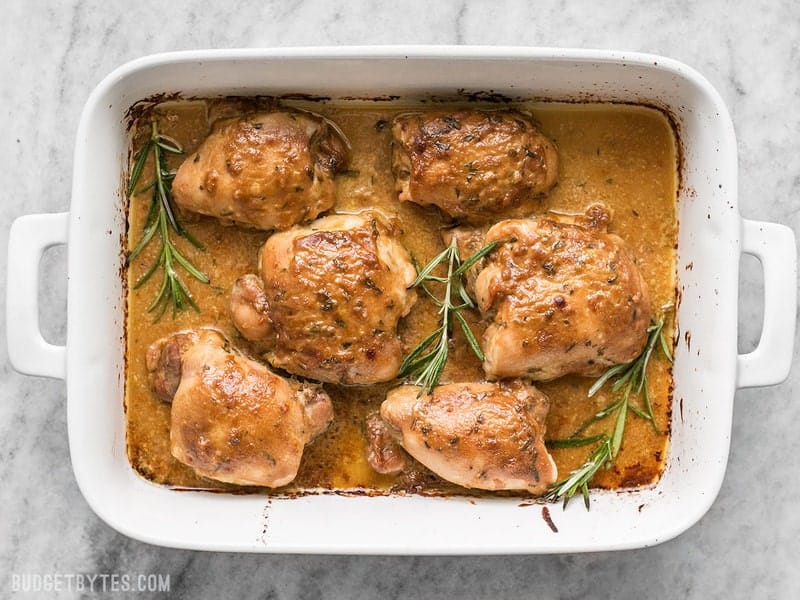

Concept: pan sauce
[[125, 98, 677, 494]]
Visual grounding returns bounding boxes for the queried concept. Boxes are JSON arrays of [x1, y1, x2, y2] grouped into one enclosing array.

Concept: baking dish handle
[[6, 212, 69, 380], [736, 218, 797, 388]]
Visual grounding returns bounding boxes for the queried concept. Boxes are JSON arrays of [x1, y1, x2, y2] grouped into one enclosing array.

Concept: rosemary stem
[[544, 311, 673, 509], [128, 119, 207, 320], [401, 237, 496, 396]]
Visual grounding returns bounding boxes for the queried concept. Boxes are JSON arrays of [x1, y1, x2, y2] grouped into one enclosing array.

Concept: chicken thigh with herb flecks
[[391, 109, 558, 223], [172, 111, 349, 231], [475, 205, 652, 381], [376, 381, 557, 494], [230, 212, 418, 384], [146, 327, 333, 487]]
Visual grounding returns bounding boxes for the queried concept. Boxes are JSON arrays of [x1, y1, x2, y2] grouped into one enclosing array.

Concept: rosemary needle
[[398, 237, 500, 396], [543, 309, 673, 509], [127, 120, 209, 320]]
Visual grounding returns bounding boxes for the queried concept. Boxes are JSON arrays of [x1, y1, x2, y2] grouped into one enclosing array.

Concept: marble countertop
[[1, 1, 798, 598]]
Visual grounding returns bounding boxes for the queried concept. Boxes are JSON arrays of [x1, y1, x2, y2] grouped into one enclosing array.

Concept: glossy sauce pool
[[125, 99, 678, 495]]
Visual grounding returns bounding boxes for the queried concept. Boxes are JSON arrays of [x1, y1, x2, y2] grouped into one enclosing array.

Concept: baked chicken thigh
[[172, 111, 349, 231], [230, 213, 417, 384], [475, 205, 651, 381], [146, 328, 333, 487], [374, 381, 557, 494], [392, 109, 558, 223]]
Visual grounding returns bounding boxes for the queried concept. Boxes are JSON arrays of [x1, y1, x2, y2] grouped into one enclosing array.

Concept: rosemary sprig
[[127, 120, 209, 320], [543, 309, 673, 509], [544, 437, 613, 510], [398, 237, 500, 396]]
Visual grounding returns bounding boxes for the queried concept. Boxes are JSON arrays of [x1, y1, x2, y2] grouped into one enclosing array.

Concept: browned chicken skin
[[378, 381, 557, 494], [364, 412, 408, 475], [392, 109, 558, 223], [228, 273, 273, 343], [230, 213, 418, 384], [172, 111, 349, 231], [145, 328, 333, 487], [475, 205, 651, 381]]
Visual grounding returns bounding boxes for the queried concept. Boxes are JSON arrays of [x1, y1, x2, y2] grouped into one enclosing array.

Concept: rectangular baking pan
[[6, 47, 797, 553]]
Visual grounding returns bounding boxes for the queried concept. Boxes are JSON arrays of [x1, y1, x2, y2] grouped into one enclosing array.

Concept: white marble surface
[[1, 1, 798, 598]]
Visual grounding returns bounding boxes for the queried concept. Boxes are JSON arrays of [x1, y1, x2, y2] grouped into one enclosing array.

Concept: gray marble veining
[[1, 1, 798, 598]]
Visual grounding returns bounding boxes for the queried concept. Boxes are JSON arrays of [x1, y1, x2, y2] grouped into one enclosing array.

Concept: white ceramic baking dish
[[6, 47, 797, 554]]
